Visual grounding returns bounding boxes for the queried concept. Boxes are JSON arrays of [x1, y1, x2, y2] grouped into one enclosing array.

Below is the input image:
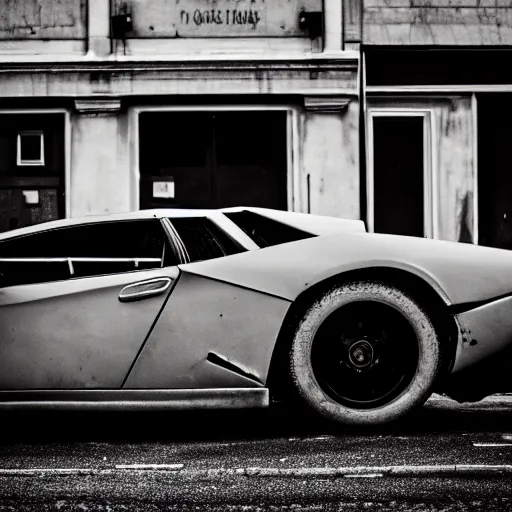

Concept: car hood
[[180, 231, 512, 306]]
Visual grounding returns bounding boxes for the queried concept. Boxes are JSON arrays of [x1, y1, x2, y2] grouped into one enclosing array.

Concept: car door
[[123, 215, 290, 390], [0, 218, 180, 390]]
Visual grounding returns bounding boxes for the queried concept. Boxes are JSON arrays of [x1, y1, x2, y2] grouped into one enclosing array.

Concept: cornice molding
[[0, 57, 359, 74], [304, 96, 351, 113], [75, 99, 121, 113]]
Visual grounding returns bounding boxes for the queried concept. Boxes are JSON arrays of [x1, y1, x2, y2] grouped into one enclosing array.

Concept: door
[[0, 113, 65, 233], [0, 218, 180, 390], [478, 94, 512, 249], [138, 110, 288, 210], [369, 114, 427, 237]]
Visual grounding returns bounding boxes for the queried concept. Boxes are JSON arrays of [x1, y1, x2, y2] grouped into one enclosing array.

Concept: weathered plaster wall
[[436, 97, 475, 243], [301, 101, 360, 219], [363, 0, 512, 45], [0, 0, 86, 39], [367, 97, 475, 243], [70, 111, 131, 217]]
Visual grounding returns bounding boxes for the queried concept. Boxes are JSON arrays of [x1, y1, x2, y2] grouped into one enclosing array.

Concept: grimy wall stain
[[363, 0, 512, 45], [0, 0, 86, 39]]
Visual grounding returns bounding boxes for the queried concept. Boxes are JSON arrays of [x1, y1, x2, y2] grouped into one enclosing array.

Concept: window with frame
[[17, 131, 45, 166], [169, 217, 246, 263], [0, 219, 178, 287], [223, 211, 315, 248]]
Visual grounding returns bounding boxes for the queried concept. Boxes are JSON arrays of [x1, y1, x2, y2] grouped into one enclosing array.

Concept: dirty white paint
[[301, 100, 360, 219], [70, 110, 131, 217]]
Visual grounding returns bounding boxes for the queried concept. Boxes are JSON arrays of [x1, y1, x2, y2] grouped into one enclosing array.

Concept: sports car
[[1, 206, 511, 426]]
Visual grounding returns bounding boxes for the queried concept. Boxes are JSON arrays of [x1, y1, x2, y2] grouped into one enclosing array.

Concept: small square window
[[17, 131, 45, 166]]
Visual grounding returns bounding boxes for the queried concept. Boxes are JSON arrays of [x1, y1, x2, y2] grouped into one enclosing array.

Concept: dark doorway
[[372, 116, 424, 237], [0, 113, 65, 233], [139, 111, 288, 210], [478, 95, 512, 250]]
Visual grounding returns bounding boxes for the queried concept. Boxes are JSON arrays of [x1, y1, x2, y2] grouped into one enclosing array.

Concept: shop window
[[169, 217, 245, 263], [224, 210, 315, 248], [17, 131, 45, 166], [139, 111, 288, 210], [0, 219, 177, 287]]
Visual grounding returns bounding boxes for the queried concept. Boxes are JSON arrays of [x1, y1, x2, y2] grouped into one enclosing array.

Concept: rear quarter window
[[224, 211, 316, 248], [169, 217, 246, 263]]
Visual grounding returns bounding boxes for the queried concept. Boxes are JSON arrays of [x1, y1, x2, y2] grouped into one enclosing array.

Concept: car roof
[[0, 206, 367, 241], [0, 207, 288, 241]]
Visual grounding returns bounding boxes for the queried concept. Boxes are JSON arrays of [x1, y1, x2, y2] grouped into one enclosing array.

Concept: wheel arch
[[266, 266, 459, 403]]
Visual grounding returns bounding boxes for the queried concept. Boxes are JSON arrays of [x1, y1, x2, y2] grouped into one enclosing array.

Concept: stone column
[[301, 96, 360, 219], [87, 0, 111, 57], [323, 0, 343, 53], [70, 99, 131, 218]]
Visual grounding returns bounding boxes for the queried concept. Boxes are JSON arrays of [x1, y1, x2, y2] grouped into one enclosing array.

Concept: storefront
[[0, 0, 361, 233], [363, 49, 485, 245], [361, 0, 512, 249], [0, 111, 68, 232], [138, 108, 289, 210]]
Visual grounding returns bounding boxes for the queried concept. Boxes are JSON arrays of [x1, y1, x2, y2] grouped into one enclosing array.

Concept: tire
[[289, 280, 441, 426]]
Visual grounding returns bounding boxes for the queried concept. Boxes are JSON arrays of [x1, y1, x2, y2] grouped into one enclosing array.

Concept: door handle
[[119, 277, 173, 303]]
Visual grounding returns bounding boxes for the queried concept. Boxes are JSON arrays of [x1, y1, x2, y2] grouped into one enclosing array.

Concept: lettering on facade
[[117, 0, 323, 38], [180, 7, 261, 29]]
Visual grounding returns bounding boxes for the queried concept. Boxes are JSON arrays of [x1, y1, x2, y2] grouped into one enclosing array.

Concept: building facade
[[1, 0, 511, 252], [0, 0, 360, 234], [360, 0, 512, 249]]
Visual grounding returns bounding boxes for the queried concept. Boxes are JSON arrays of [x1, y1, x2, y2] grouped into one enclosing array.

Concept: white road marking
[[473, 443, 512, 447], [0, 468, 107, 475], [344, 473, 383, 478], [115, 464, 184, 470]]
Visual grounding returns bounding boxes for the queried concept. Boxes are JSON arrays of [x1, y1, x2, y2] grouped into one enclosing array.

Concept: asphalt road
[[1, 394, 512, 511]]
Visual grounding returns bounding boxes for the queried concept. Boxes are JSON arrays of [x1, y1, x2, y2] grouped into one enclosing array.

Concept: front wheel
[[289, 281, 441, 426]]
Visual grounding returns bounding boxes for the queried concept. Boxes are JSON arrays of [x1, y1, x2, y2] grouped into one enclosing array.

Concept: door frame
[[0, 109, 71, 219], [366, 108, 438, 239], [130, 105, 299, 212]]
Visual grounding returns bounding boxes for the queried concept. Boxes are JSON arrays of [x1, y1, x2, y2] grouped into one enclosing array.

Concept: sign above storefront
[[115, 0, 323, 38]]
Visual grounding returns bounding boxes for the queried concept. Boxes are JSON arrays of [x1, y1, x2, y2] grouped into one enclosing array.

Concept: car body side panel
[[441, 296, 512, 401], [0, 267, 178, 389], [123, 271, 291, 389], [179, 232, 512, 307], [451, 296, 512, 374]]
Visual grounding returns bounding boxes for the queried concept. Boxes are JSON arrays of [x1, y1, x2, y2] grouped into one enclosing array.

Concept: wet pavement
[[1, 394, 512, 511]]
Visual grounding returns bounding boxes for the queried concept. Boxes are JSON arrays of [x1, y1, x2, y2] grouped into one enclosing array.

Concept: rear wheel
[[289, 281, 441, 426]]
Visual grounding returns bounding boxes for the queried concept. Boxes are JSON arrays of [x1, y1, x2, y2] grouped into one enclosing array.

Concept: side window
[[223, 211, 315, 248], [0, 219, 177, 286], [169, 217, 245, 263]]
